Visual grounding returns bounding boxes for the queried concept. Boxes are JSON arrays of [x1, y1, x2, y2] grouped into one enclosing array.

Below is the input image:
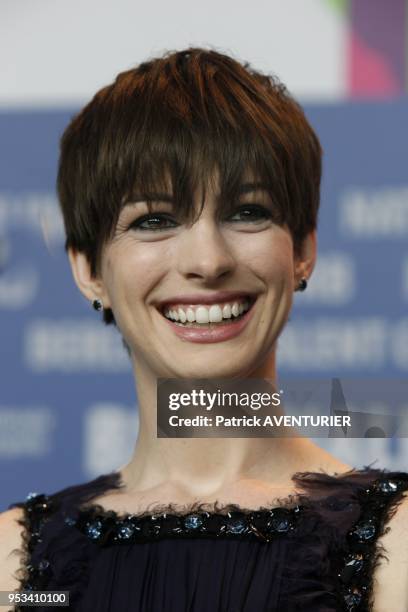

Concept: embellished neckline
[[66, 470, 309, 545], [67, 499, 305, 545], [59, 467, 374, 546], [19, 466, 394, 550]]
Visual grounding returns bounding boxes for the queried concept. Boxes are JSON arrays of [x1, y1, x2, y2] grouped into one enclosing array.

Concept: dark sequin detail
[[351, 521, 376, 542], [344, 589, 363, 608], [267, 509, 293, 534], [339, 477, 408, 611], [184, 513, 204, 530], [23, 493, 54, 554], [38, 558, 50, 571], [8, 492, 56, 606], [85, 519, 103, 540], [69, 503, 302, 545], [339, 553, 364, 584], [225, 513, 247, 535], [117, 523, 136, 540]]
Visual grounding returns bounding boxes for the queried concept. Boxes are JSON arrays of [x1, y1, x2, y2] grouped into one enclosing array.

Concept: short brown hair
[[57, 46, 322, 327]]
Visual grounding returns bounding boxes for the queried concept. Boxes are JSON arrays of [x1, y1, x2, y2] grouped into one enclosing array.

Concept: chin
[[174, 361, 253, 380]]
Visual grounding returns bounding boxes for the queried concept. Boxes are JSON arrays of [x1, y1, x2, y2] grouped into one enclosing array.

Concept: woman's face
[[98, 174, 309, 379]]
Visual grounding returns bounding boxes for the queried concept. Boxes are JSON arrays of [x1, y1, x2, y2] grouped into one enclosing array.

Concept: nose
[[177, 218, 236, 282]]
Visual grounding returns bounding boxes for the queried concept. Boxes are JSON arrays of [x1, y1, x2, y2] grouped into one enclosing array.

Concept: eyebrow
[[123, 182, 269, 207]]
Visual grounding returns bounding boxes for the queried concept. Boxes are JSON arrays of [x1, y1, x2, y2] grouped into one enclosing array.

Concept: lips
[[157, 293, 256, 314]]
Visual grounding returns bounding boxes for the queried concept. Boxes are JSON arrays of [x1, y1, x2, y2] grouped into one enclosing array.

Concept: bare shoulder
[[0, 507, 25, 591], [371, 490, 408, 612], [296, 440, 354, 475]]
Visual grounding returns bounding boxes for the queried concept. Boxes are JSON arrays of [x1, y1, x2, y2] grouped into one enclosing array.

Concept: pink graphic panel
[[349, 0, 407, 97]]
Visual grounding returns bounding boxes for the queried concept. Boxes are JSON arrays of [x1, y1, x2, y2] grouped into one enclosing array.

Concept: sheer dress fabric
[[8, 466, 408, 612]]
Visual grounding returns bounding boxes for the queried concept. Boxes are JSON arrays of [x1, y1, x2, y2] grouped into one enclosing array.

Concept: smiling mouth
[[157, 295, 257, 328]]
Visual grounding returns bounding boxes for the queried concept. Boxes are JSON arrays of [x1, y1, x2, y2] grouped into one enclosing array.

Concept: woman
[[1, 47, 408, 612]]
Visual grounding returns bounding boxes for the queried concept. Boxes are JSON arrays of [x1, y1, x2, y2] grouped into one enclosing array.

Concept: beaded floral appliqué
[[66, 501, 303, 546]]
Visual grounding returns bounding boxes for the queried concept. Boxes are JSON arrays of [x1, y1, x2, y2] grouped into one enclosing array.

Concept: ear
[[294, 230, 317, 285], [67, 248, 112, 309]]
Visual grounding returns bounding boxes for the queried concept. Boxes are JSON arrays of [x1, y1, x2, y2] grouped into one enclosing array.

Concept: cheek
[[105, 244, 169, 305], [241, 230, 294, 281]]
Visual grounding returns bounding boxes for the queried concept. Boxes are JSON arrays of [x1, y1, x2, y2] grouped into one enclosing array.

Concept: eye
[[128, 214, 178, 231], [228, 205, 273, 223]]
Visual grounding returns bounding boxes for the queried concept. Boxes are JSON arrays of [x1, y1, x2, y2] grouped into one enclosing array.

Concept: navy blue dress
[[8, 466, 408, 611]]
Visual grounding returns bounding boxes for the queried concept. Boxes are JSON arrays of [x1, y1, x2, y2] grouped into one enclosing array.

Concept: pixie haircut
[[57, 46, 322, 327]]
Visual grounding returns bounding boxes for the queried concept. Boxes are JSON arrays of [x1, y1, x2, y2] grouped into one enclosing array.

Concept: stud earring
[[295, 277, 307, 292], [92, 298, 104, 312]]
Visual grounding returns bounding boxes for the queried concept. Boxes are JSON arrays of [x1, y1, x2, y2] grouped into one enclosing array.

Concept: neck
[[118, 351, 330, 498]]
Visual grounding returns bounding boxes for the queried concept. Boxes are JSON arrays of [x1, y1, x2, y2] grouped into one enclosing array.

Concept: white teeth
[[186, 307, 195, 322], [195, 306, 210, 324], [231, 303, 240, 317], [209, 305, 223, 323], [222, 303, 232, 319], [178, 308, 187, 323], [163, 299, 251, 324]]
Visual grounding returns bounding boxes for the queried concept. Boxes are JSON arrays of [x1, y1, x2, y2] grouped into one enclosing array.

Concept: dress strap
[[8, 492, 57, 594], [6, 472, 128, 604], [337, 472, 408, 611]]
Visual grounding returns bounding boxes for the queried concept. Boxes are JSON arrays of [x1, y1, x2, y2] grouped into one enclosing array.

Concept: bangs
[[111, 118, 289, 232], [92, 51, 295, 246]]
